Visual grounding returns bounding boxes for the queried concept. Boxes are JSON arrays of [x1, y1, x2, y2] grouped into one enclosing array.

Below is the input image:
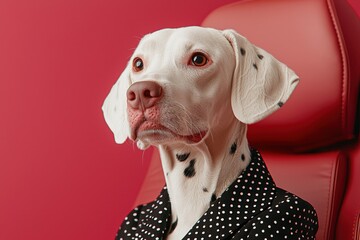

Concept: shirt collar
[[138, 148, 277, 239]]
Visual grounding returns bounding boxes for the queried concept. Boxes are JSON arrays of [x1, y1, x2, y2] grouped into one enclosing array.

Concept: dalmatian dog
[[103, 27, 318, 239]]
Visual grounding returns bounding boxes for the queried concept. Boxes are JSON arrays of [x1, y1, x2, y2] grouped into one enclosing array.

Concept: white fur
[[102, 26, 299, 239]]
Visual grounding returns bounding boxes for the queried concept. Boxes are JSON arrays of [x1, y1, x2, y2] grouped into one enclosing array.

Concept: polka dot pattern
[[116, 189, 172, 240], [115, 149, 318, 239]]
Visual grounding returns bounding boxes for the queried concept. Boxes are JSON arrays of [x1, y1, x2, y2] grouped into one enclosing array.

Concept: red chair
[[133, 0, 360, 239]]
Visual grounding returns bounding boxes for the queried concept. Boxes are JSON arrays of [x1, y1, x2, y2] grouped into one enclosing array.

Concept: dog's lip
[[132, 121, 207, 144], [184, 131, 207, 143]]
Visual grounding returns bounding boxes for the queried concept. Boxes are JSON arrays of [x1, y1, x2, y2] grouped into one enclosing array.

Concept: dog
[[102, 27, 318, 239]]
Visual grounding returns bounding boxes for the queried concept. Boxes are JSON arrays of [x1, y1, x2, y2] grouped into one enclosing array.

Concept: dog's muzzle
[[126, 81, 207, 144]]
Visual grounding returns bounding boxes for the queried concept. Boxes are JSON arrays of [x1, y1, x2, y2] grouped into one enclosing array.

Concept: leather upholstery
[[355, 214, 360, 240], [336, 144, 360, 240], [135, 0, 360, 239], [262, 151, 347, 240], [202, 0, 360, 152], [200, 0, 360, 239]]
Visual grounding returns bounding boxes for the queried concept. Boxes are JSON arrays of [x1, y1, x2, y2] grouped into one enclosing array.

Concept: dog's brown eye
[[133, 57, 144, 72], [189, 52, 208, 67]]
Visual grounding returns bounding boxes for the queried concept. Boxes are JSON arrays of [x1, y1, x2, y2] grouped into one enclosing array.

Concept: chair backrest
[[134, 0, 360, 239], [202, 0, 359, 152], [201, 0, 360, 239], [203, 0, 360, 239]]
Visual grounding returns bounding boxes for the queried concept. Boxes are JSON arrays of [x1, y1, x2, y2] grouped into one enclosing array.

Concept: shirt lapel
[[137, 186, 172, 239], [183, 149, 277, 239]]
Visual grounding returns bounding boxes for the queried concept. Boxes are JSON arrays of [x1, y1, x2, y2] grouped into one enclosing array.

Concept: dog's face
[[126, 28, 236, 147], [103, 27, 299, 149]]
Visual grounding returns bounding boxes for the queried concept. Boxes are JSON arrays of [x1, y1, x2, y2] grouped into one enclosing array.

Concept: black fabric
[[115, 149, 318, 239]]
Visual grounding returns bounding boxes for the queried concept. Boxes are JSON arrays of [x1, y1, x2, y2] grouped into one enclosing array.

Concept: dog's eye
[[189, 52, 208, 67], [133, 57, 144, 72]]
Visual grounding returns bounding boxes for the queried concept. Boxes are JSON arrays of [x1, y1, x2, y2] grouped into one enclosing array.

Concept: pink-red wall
[[0, 0, 358, 240]]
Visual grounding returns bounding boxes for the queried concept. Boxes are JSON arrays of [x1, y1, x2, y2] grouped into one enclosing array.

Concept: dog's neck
[[158, 121, 251, 239]]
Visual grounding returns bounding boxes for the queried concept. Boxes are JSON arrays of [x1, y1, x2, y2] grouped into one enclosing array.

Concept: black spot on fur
[[253, 63, 258, 70], [169, 217, 178, 234], [210, 193, 217, 204], [184, 159, 196, 178], [176, 152, 190, 162], [230, 142, 237, 155], [241, 154, 245, 161], [203, 187, 208, 192], [257, 54, 264, 60], [240, 48, 246, 56], [278, 101, 284, 107]]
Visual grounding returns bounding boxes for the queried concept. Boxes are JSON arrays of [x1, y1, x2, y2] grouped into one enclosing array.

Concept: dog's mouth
[[131, 121, 207, 145]]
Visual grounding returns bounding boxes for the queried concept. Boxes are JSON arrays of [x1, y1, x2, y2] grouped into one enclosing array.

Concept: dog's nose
[[127, 81, 163, 110]]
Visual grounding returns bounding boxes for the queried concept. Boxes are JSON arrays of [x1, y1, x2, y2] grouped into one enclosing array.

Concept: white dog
[[103, 27, 318, 240]]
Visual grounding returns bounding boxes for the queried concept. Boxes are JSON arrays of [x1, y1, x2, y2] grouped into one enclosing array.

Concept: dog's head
[[102, 27, 299, 149]]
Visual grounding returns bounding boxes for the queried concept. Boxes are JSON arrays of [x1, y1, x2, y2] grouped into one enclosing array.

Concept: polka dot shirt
[[115, 149, 318, 239]]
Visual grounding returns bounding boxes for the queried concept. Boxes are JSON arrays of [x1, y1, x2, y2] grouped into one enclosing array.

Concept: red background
[[0, 0, 359, 239]]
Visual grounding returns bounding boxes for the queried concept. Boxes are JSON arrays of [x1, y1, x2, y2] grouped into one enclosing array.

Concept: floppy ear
[[102, 66, 131, 144], [222, 29, 300, 124]]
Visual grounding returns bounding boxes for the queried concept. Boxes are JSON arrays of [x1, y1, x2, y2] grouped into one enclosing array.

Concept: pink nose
[[127, 81, 163, 110]]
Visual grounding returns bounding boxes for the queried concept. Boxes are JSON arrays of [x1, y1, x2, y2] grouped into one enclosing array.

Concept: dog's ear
[[222, 29, 299, 124], [102, 66, 131, 143]]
